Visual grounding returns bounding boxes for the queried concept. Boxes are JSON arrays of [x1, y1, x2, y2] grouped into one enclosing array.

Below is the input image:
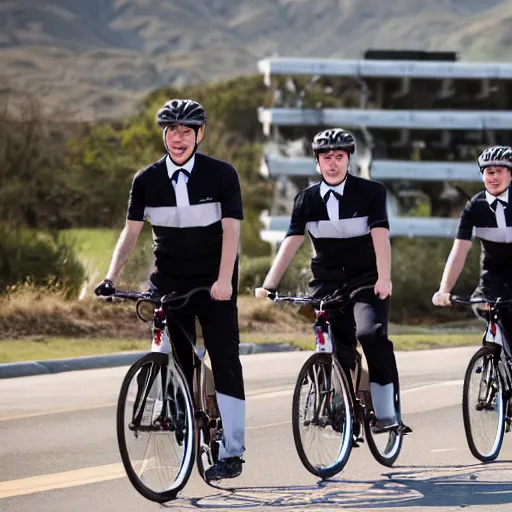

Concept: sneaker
[[372, 417, 399, 434], [204, 457, 244, 481]]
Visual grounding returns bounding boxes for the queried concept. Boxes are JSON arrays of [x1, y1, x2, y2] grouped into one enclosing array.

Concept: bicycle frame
[[111, 288, 216, 421], [452, 295, 512, 402], [270, 286, 372, 412], [484, 305, 512, 402]]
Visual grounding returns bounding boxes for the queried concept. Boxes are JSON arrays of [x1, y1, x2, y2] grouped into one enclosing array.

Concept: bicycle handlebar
[[101, 286, 211, 310], [161, 286, 211, 309], [108, 291, 155, 301], [269, 284, 375, 310], [450, 295, 512, 307]]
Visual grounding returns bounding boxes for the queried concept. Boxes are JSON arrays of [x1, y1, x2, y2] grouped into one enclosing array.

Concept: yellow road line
[[0, 463, 126, 499], [0, 403, 116, 422]]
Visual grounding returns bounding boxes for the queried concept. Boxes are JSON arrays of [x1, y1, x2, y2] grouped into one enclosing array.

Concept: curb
[[0, 343, 297, 379]]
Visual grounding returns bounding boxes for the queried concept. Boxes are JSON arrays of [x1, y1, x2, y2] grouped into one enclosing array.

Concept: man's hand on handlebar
[[255, 286, 277, 299], [254, 287, 270, 299], [432, 290, 452, 307], [94, 279, 116, 297]]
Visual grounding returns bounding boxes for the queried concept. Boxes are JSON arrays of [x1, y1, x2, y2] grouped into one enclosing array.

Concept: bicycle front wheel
[[292, 353, 353, 479], [463, 346, 505, 462], [117, 353, 195, 502]]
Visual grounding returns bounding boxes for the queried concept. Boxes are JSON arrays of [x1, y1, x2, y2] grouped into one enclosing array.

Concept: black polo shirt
[[127, 152, 243, 292], [286, 173, 389, 287], [456, 187, 512, 293]]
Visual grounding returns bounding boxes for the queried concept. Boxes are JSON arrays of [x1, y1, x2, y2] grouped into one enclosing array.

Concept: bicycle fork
[[479, 345, 512, 432]]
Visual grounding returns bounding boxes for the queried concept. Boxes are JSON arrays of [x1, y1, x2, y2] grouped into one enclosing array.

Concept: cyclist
[[95, 99, 245, 480], [256, 128, 408, 433], [433, 146, 512, 336]]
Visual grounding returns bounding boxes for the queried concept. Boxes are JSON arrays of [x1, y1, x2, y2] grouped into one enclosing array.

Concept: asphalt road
[[2, 347, 512, 512]]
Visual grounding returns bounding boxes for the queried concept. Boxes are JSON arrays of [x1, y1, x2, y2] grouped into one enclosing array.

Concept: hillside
[[0, 0, 509, 120]]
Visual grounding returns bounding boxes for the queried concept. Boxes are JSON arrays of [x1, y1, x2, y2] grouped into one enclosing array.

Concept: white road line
[[0, 387, 294, 422], [247, 389, 293, 400], [402, 380, 464, 394], [247, 421, 291, 430], [0, 379, 468, 499], [1, 380, 465, 422]]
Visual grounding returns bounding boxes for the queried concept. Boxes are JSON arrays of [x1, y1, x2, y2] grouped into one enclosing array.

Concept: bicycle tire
[[292, 353, 353, 479], [463, 346, 505, 462], [117, 353, 195, 502], [364, 407, 403, 467]]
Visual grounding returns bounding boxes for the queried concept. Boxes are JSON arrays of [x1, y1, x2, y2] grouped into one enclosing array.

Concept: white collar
[[320, 177, 347, 200], [485, 188, 509, 206], [165, 154, 195, 179]]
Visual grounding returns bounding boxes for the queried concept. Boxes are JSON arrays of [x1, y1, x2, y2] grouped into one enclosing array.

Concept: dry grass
[[0, 333, 483, 363], [0, 290, 484, 362], [0, 287, 147, 340], [237, 296, 311, 335], [0, 289, 309, 340]]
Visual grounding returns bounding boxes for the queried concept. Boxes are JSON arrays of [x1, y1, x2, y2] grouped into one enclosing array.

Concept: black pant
[[165, 294, 245, 401], [326, 288, 398, 386], [473, 283, 512, 341], [473, 279, 512, 339]]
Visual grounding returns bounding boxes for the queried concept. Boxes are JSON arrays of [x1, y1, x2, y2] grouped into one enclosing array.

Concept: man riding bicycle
[[95, 99, 245, 481], [255, 128, 408, 433], [433, 146, 512, 335]]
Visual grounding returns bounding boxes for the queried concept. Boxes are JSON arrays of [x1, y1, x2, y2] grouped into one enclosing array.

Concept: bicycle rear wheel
[[292, 353, 353, 479], [463, 346, 505, 462], [364, 413, 403, 467], [195, 373, 222, 481], [363, 382, 403, 467], [117, 353, 195, 502]]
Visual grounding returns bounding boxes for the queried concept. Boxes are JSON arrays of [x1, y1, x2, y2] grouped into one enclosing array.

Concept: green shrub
[[239, 256, 273, 294], [240, 237, 481, 324], [0, 225, 85, 298], [391, 237, 480, 324], [122, 225, 155, 288], [63, 226, 155, 295], [239, 241, 313, 295]]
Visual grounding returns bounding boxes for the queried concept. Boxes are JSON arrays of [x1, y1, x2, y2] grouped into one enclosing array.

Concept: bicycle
[[451, 294, 512, 462], [105, 287, 226, 503], [267, 284, 407, 479]]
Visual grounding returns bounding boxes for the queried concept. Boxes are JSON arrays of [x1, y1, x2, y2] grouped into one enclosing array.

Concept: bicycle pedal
[[352, 436, 364, 447], [399, 423, 413, 435]]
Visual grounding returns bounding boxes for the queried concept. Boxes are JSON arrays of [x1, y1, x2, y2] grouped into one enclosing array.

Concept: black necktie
[[171, 168, 191, 183], [323, 189, 343, 203], [490, 198, 508, 212]]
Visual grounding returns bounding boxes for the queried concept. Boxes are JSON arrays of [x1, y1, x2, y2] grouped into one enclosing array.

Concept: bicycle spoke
[[465, 353, 504, 459], [296, 358, 351, 472], [119, 357, 194, 497]]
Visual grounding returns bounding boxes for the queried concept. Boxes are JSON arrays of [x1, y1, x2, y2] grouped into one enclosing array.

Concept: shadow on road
[[164, 462, 512, 510]]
